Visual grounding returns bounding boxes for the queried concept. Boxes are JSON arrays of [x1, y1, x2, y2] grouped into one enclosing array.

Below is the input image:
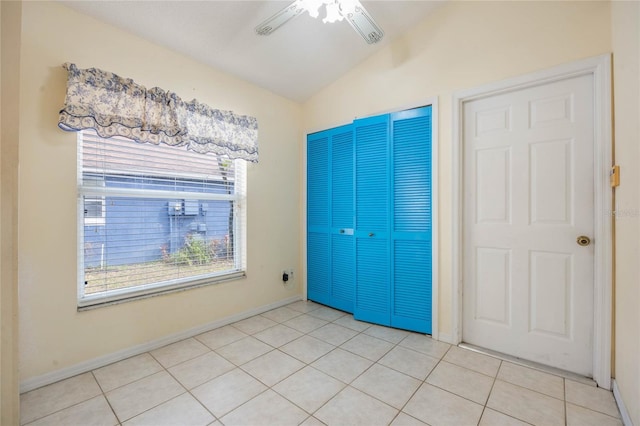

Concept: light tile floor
[[20, 301, 623, 426]]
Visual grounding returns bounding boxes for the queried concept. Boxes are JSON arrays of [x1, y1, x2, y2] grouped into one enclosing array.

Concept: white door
[[462, 74, 594, 376]]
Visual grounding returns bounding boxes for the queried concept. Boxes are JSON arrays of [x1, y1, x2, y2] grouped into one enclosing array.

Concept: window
[[78, 130, 246, 308], [83, 177, 105, 226]]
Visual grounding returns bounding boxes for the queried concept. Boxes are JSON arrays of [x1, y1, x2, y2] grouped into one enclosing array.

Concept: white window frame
[[77, 131, 247, 309], [83, 176, 106, 226]]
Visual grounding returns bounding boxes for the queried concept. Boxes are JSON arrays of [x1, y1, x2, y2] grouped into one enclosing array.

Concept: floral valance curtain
[[58, 63, 259, 162]]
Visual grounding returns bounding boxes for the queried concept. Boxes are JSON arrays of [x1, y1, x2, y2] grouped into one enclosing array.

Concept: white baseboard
[[20, 295, 301, 394], [613, 379, 634, 426]]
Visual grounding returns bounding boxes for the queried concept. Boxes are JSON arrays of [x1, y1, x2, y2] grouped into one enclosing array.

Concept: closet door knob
[[369, 233, 375, 237]]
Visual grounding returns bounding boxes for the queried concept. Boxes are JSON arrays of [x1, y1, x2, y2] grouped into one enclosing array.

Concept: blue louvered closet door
[[390, 107, 432, 334], [353, 114, 391, 325], [353, 106, 432, 334], [307, 125, 354, 312], [307, 106, 432, 334]]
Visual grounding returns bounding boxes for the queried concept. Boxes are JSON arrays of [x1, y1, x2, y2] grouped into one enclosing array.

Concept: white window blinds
[[78, 130, 246, 307]]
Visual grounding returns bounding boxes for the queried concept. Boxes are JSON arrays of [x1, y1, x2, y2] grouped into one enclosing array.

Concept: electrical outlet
[[282, 268, 294, 288], [281, 269, 294, 280]]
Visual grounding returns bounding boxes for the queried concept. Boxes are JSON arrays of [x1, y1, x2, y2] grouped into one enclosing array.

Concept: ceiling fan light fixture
[[322, 1, 344, 23], [254, 2, 306, 35], [343, 3, 385, 44], [337, 0, 359, 14], [299, 0, 324, 19], [255, 0, 384, 44]]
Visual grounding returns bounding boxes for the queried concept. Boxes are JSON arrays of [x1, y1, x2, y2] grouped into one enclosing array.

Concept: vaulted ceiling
[[60, 1, 444, 102]]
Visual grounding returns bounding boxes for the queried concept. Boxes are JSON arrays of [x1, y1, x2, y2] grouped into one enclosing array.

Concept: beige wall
[[612, 1, 640, 424], [303, 0, 612, 339], [1, 1, 22, 423], [18, 1, 302, 382], [11, 2, 640, 423]]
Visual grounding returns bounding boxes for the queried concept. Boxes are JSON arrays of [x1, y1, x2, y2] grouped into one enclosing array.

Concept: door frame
[[302, 97, 440, 340], [451, 54, 613, 389]]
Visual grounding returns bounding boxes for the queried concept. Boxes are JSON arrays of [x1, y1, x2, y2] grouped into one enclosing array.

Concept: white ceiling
[[60, 1, 444, 102]]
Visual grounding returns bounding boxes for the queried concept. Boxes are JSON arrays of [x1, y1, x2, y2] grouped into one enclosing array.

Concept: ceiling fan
[[255, 0, 384, 44]]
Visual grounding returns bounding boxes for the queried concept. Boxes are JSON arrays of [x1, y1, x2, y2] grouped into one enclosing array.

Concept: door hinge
[[610, 165, 620, 188]]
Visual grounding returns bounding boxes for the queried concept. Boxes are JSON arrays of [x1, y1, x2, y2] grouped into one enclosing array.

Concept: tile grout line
[[27, 301, 619, 426], [20, 378, 112, 426], [201, 305, 339, 424], [214, 305, 339, 423], [388, 343, 454, 425], [476, 359, 501, 426], [564, 376, 568, 425], [284, 305, 618, 425], [108, 339, 221, 424], [226, 305, 444, 425], [297, 343, 392, 422], [18, 303, 331, 425], [493, 376, 569, 402], [271, 310, 372, 420], [90, 370, 121, 426], [213, 306, 400, 424], [161, 356, 222, 425]]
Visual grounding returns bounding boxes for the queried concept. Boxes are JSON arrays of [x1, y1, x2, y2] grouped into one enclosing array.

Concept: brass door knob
[[577, 236, 591, 246]]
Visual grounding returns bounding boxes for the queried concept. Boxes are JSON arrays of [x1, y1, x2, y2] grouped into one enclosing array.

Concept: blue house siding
[[84, 174, 232, 268]]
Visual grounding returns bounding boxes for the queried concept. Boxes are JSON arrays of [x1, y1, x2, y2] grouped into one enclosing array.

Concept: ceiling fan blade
[[255, 1, 306, 36], [342, 1, 384, 44]]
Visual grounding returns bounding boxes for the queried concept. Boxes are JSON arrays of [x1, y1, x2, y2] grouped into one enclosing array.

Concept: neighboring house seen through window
[[78, 130, 247, 307], [83, 176, 105, 226]]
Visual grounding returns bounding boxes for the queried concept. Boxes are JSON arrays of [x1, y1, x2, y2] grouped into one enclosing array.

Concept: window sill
[[77, 270, 246, 311]]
